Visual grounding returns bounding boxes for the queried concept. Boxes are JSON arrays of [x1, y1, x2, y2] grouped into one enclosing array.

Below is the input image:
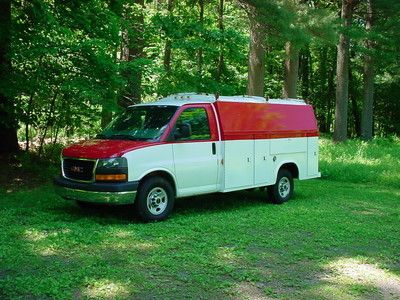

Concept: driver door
[[170, 105, 219, 197]]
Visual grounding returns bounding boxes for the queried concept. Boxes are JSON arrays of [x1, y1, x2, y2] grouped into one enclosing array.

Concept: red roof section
[[214, 101, 318, 140]]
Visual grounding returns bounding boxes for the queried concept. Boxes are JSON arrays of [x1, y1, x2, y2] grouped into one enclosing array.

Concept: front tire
[[76, 200, 98, 209], [135, 177, 175, 222], [267, 169, 294, 204]]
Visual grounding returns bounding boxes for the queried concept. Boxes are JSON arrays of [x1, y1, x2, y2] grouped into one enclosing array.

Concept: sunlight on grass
[[215, 246, 237, 263], [322, 258, 400, 298], [38, 246, 58, 256], [113, 229, 134, 238], [133, 242, 159, 250], [234, 282, 266, 300], [83, 279, 130, 299], [320, 139, 380, 166], [319, 138, 400, 188], [23, 228, 71, 242]]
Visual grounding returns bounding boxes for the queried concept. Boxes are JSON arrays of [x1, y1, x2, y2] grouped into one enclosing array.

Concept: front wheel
[[267, 169, 294, 204], [135, 177, 175, 222]]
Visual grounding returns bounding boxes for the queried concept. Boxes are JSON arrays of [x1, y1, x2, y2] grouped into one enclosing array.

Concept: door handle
[[212, 142, 216, 155]]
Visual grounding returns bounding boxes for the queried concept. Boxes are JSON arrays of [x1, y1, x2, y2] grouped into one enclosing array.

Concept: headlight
[[97, 157, 127, 169], [95, 157, 128, 182]]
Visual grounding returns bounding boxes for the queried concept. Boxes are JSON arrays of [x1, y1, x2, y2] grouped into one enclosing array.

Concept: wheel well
[[280, 163, 299, 179], [139, 171, 176, 196]]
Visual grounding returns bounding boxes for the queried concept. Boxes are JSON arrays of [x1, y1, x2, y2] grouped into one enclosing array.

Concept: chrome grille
[[62, 158, 96, 182]]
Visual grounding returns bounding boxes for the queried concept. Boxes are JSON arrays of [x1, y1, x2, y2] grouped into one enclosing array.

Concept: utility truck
[[54, 93, 321, 221]]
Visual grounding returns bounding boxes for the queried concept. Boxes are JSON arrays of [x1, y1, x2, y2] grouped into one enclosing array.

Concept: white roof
[[133, 93, 306, 107]]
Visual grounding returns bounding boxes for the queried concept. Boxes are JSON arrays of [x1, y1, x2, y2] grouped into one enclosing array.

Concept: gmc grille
[[63, 158, 96, 182]]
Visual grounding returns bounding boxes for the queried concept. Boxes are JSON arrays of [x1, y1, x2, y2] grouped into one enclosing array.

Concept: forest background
[[0, 0, 400, 155]]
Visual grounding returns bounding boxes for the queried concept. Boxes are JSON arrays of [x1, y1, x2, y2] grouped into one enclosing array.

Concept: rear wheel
[[267, 169, 294, 204], [135, 177, 174, 222]]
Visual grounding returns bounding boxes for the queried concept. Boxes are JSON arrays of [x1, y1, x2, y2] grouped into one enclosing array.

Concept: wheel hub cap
[[147, 187, 168, 215], [278, 177, 290, 198]]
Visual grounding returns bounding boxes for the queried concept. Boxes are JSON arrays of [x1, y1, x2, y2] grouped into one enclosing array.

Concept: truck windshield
[[97, 105, 178, 141]]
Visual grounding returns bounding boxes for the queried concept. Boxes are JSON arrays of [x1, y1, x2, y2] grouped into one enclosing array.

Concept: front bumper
[[53, 176, 138, 205]]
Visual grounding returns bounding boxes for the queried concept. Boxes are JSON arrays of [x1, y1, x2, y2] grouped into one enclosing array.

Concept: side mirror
[[174, 122, 191, 140]]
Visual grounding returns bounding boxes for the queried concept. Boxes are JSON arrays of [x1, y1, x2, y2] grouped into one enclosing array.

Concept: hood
[[62, 139, 155, 159]]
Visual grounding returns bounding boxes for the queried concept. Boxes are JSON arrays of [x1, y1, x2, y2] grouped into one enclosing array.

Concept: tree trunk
[[197, 0, 204, 83], [101, 109, 112, 129], [120, 0, 144, 107], [216, 0, 224, 82], [246, 12, 265, 97], [0, 0, 19, 153], [349, 67, 361, 137], [129, 0, 144, 104], [25, 93, 34, 151], [282, 41, 299, 98], [333, 0, 355, 142], [39, 90, 58, 156], [327, 50, 335, 133], [317, 47, 328, 132], [163, 0, 174, 73], [361, 0, 374, 141]]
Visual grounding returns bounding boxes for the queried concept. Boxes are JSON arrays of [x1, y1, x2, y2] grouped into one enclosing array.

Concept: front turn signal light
[[95, 174, 127, 181]]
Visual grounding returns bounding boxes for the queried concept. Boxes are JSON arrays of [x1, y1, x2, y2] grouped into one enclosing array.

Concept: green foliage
[[0, 138, 399, 299], [10, 0, 124, 148], [319, 137, 400, 188], [3, 0, 400, 151]]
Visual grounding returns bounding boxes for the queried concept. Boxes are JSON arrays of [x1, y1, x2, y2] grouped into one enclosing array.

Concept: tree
[[0, 0, 18, 153], [246, 6, 265, 96], [163, 0, 174, 73], [215, 0, 225, 82], [283, 41, 299, 98], [360, 0, 374, 140], [120, 0, 145, 106], [333, 0, 358, 142]]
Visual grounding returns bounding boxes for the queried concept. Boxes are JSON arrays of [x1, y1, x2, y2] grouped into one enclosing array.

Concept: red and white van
[[54, 93, 320, 221]]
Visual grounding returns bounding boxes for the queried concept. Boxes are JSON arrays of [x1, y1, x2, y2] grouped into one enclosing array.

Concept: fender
[[137, 167, 177, 188], [273, 160, 300, 183]]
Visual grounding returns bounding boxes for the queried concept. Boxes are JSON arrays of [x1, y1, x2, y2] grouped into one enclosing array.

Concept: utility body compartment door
[[307, 137, 319, 176], [254, 139, 274, 185], [223, 140, 254, 189]]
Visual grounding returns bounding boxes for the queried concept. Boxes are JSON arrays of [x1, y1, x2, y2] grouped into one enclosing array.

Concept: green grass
[[1, 138, 400, 299]]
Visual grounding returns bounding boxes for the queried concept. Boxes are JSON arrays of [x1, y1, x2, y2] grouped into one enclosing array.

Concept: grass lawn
[[1, 138, 399, 299]]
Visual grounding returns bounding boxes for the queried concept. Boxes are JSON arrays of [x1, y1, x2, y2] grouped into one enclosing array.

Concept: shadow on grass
[[50, 189, 271, 224], [1, 180, 399, 299]]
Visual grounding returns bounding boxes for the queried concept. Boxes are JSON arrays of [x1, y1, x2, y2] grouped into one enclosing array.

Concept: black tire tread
[[267, 168, 294, 204], [135, 176, 174, 222]]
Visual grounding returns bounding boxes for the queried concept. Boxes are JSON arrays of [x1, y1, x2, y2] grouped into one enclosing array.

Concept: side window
[[173, 108, 211, 141]]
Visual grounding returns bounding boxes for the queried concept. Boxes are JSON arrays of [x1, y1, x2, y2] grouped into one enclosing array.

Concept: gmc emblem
[[70, 166, 84, 173]]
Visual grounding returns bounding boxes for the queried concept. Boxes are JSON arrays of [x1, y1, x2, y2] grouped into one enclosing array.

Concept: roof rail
[[159, 93, 267, 103], [157, 93, 306, 105], [160, 93, 216, 102], [218, 95, 266, 103], [267, 98, 306, 105]]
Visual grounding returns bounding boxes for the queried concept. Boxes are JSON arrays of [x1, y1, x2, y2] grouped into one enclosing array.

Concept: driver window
[[173, 108, 211, 141]]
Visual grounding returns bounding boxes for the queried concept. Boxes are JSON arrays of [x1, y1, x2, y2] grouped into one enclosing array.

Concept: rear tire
[[135, 177, 174, 222], [267, 169, 294, 204]]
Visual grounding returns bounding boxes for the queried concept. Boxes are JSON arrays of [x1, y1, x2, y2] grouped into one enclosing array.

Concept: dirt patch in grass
[[0, 155, 56, 191]]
